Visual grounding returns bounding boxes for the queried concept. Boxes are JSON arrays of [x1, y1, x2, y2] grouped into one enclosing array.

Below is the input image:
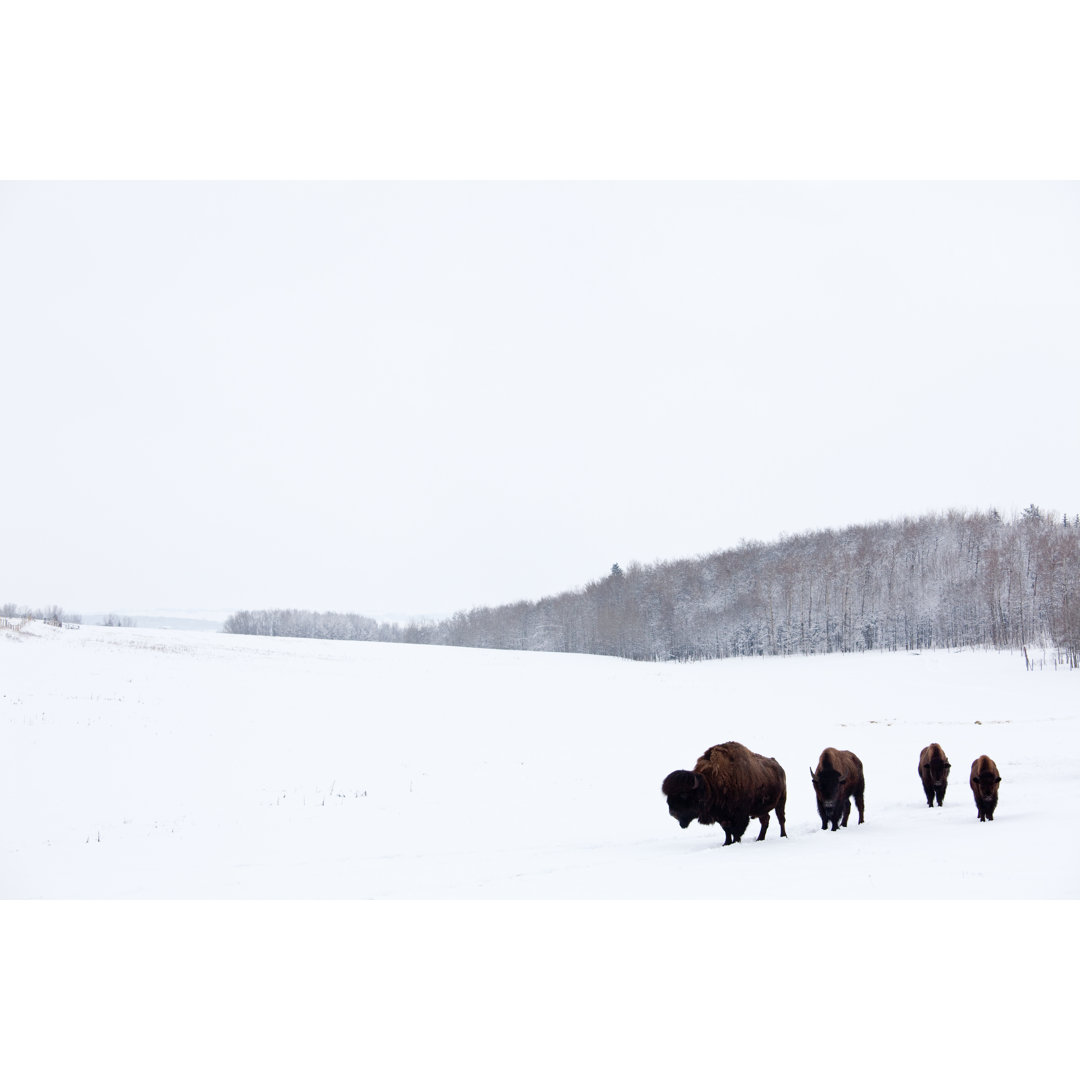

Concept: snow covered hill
[[3, 621, 1077, 899]]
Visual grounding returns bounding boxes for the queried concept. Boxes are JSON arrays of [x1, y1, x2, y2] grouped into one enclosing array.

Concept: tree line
[[222, 608, 401, 642], [223, 507, 1080, 667], [0, 603, 78, 624]]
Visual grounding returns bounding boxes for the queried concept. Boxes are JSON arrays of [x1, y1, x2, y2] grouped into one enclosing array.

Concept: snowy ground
[[3, 621, 1077, 899], [5, 621, 1076, 1076]]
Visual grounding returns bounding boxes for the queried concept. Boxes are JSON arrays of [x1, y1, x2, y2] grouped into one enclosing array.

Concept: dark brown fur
[[969, 755, 1002, 822], [918, 743, 951, 807], [662, 741, 788, 845], [810, 748, 865, 832]]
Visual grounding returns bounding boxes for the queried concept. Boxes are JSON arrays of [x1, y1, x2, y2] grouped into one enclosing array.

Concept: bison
[[661, 741, 788, 845], [969, 755, 1002, 822], [810, 747, 865, 831], [918, 743, 951, 807]]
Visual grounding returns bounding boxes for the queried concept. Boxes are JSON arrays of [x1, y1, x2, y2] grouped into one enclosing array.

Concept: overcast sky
[[3, 182, 1078, 619]]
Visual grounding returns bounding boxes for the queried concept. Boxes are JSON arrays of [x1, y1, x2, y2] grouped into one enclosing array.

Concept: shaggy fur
[[810, 747, 866, 832], [918, 743, 951, 807], [662, 741, 788, 845], [969, 755, 1002, 822]]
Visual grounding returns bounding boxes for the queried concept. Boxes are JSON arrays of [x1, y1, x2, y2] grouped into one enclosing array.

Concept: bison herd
[[662, 740, 1003, 841]]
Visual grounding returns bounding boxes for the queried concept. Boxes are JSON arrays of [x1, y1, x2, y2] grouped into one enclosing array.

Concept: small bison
[[969, 755, 1002, 822], [918, 743, 951, 807], [810, 748, 865, 831], [662, 741, 788, 845]]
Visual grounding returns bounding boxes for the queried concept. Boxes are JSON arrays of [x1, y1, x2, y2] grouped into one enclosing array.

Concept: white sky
[[4, 181, 1077, 619], [3, 6, 1079, 621]]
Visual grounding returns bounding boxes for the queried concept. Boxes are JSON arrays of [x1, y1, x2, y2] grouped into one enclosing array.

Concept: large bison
[[810, 747, 865, 831], [969, 755, 1002, 822], [661, 741, 788, 845], [918, 743, 951, 807]]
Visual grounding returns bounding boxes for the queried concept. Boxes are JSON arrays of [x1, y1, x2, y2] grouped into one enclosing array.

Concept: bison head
[[810, 765, 846, 812], [972, 770, 1001, 804], [662, 769, 705, 829], [926, 759, 951, 788]]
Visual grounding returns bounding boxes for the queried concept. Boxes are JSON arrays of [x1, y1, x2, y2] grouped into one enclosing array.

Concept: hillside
[[227, 506, 1080, 662]]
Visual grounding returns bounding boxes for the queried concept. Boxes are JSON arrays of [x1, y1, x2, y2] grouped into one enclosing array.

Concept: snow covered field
[[4, 621, 1076, 1076], [3, 621, 1077, 899]]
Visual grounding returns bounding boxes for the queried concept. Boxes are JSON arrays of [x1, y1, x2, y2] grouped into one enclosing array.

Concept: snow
[[3, 621, 1078, 899], [4, 621, 1075, 1076]]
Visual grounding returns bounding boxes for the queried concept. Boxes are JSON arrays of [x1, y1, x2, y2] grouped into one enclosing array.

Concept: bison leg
[[730, 816, 751, 843], [854, 786, 865, 824], [841, 797, 852, 827], [756, 814, 769, 841], [936, 788, 946, 807], [774, 796, 787, 838]]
